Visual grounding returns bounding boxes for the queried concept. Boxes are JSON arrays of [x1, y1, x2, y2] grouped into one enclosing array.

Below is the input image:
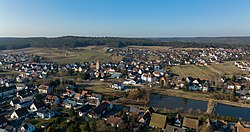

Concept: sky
[[0, 0, 250, 37]]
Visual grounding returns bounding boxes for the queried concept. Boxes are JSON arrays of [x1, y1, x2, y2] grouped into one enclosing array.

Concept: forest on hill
[[0, 36, 250, 50]]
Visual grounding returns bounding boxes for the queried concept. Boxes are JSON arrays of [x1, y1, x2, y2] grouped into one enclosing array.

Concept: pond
[[214, 103, 250, 121], [149, 93, 250, 121], [149, 93, 208, 113]]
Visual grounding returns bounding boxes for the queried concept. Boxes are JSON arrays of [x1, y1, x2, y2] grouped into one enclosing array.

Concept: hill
[[0, 36, 250, 50], [154, 36, 250, 45]]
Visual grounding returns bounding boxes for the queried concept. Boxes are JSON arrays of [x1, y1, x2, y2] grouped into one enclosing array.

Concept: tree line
[[1, 36, 250, 50]]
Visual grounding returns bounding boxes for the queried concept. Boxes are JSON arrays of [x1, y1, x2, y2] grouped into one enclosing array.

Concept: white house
[[227, 84, 235, 90], [30, 101, 46, 112], [20, 123, 35, 132], [10, 108, 29, 119], [38, 85, 52, 94], [123, 79, 136, 85], [141, 73, 156, 82], [111, 83, 125, 90], [15, 83, 27, 91], [36, 109, 56, 119]]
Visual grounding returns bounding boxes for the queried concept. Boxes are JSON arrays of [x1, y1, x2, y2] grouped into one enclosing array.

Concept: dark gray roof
[[0, 115, 8, 125], [15, 107, 29, 117]]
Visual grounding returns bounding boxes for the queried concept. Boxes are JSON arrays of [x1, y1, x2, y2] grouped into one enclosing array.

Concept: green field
[[170, 65, 216, 78], [208, 61, 248, 77], [170, 61, 249, 78], [3, 46, 123, 64]]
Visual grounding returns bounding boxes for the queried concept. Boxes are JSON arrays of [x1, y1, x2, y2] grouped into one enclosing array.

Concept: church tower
[[96, 60, 100, 70]]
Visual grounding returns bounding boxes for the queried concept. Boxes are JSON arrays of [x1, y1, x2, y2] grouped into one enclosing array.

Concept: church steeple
[[96, 60, 100, 70]]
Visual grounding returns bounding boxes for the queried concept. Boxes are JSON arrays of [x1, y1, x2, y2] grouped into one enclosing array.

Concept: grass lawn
[[170, 65, 216, 78], [169, 61, 248, 78], [0, 70, 18, 75], [128, 46, 171, 50], [84, 83, 124, 96], [208, 61, 249, 77], [0, 70, 19, 78], [3, 46, 123, 64], [27, 117, 58, 128], [95, 120, 117, 132]]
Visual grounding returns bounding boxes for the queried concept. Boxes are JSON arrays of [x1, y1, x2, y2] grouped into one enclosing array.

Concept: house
[[63, 99, 78, 109], [237, 126, 250, 132], [38, 85, 52, 94], [106, 116, 126, 129], [202, 118, 217, 132], [63, 89, 76, 97], [138, 111, 151, 124], [234, 83, 242, 90], [111, 72, 123, 78], [36, 109, 56, 119], [30, 101, 46, 112], [126, 107, 140, 117], [227, 84, 235, 90], [86, 94, 102, 106], [3, 125, 16, 132], [111, 83, 125, 90], [149, 113, 167, 130], [44, 95, 60, 105], [141, 73, 156, 82], [14, 100, 33, 109], [165, 125, 185, 132], [81, 90, 88, 96], [174, 113, 182, 127], [16, 89, 33, 99], [235, 121, 250, 132], [10, 107, 29, 119], [20, 123, 36, 132], [74, 93, 83, 100], [138, 107, 155, 124], [0, 115, 8, 128], [89, 101, 113, 119], [77, 104, 93, 117], [182, 117, 199, 131], [123, 79, 136, 85], [0, 85, 16, 98], [15, 83, 27, 90]]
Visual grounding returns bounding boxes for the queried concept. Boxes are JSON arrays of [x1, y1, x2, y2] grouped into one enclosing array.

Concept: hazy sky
[[1, 0, 250, 37]]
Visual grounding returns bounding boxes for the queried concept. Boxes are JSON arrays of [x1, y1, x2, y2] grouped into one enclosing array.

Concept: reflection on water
[[215, 103, 250, 121], [149, 93, 208, 112], [149, 93, 250, 121]]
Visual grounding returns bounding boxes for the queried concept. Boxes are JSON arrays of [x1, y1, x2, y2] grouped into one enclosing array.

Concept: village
[[0, 47, 250, 132]]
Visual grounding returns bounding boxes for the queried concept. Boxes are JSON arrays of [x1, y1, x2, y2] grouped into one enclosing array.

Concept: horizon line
[[1, 35, 250, 39]]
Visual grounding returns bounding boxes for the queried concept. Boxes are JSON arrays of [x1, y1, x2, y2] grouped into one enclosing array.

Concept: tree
[[69, 107, 75, 117], [32, 55, 41, 63], [91, 120, 97, 132], [160, 80, 164, 88], [121, 110, 128, 121], [67, 124, 74, 132], [34, 94, 43, 100], [68, 69, 75, 76], [81, 122, 91, 132], [84, 73, 91, 80], [72, 122, 81, 132], [232, 75, 237, 82], [46, 127, 55, 132], [232, 87, 236, 96]]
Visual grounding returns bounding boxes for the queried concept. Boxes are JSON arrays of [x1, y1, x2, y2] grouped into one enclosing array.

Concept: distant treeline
[[0, 36, 250, 50], [154, 36, 250, 45]]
